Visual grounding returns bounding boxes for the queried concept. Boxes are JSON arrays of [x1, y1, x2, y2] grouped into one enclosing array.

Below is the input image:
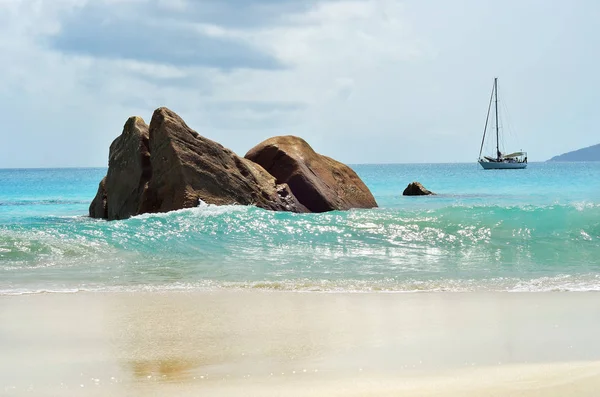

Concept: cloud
[[0, 0, 429, 167], [149, 0, 317, 28], [0, 0, 598, 167], [47, 1, 284, 70]]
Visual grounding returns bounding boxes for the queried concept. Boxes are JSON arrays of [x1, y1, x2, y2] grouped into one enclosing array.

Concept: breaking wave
[[1, 202, 599, 294]]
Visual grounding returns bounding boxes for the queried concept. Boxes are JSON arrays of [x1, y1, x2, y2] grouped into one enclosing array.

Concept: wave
[[1, 202, 599, 294]]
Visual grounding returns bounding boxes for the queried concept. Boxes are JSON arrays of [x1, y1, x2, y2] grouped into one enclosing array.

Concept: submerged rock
[[245, 136, 378, 212], [403, 182, 435, 196]]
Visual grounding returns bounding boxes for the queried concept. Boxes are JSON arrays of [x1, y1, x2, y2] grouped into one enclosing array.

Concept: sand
[[1, 291, 600, 396]]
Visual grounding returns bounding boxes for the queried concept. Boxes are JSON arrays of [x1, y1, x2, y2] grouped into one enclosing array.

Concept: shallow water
[[1, 163, 599, 294]]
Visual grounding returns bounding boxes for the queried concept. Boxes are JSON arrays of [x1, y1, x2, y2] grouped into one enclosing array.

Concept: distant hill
[[547, 143, 600, 162]]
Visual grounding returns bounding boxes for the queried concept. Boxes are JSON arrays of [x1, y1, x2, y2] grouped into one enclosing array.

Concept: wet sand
[[1, 291, 600, 396]]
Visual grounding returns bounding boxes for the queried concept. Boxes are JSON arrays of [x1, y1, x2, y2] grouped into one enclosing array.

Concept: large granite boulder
[[106, 116, 151, 220], [90, 107, 307, 220], [403, 182, 435, 196], [89, 117, 151, 220], [245, 136, 377, 212], [139, 107, 307, 214]]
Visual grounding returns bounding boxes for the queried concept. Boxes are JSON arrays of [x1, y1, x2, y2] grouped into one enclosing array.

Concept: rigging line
[[479, 82, 495, 159], [497, 84, 505, 153], [497, 82, 508, 147], [500, 101, 510, 151], [501, 96, 520, 149], [494, 78, 500, 158], [496, 83, 511, 155]]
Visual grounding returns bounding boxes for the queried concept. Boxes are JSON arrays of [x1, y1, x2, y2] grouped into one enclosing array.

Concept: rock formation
[[138, 107, 306, 215], [106, 116, 151, 220], [90, 108, 309, 220], [90, 108, 377, 220], [89, 177, 108, 219], [403, 182, 435, 196], [245, 136, 378, 212]]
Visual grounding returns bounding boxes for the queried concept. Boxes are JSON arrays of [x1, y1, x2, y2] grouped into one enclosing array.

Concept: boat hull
[[479, 160, 527, 170]]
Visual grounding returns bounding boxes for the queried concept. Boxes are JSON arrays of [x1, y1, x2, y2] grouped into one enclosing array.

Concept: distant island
[[547, 143, 600, 162]]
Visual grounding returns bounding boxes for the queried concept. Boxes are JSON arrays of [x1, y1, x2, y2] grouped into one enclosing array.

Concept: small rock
[[403, 182, 435, 196]]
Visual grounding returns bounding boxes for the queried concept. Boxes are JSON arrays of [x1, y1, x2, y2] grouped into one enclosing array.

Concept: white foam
[[3, 274, 600, 296], [130, 201, 252, 221]]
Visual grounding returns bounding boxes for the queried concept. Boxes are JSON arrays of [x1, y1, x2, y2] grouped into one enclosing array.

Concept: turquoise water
[[1, 163, 599, 294]]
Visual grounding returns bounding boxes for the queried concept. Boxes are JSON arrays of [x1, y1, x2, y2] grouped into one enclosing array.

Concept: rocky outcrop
[[90, 108, 309, 220], [89, 117, 151, 220], [139, 107, 307, 215], [104, 116, 151, 220], [245, 136, 378, 212], [403, 182, 435, 196], [89, 176, 108, 219]]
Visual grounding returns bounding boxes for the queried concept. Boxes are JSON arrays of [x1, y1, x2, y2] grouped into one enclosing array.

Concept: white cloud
[[0, 0, 599, 167]]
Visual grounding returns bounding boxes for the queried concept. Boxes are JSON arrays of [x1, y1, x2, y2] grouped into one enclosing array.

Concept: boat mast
[[494, 77, 500, 159]]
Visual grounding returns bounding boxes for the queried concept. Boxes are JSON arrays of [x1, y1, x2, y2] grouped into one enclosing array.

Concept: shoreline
[[2, 291, 600, 395], [4, 278, 600, 296]]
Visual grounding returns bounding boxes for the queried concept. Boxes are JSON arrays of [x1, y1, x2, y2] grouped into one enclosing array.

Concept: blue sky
[[1, 0, 598, 167]]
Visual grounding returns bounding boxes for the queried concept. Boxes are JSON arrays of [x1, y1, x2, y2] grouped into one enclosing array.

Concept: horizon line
[[0, 160, 578, 170]]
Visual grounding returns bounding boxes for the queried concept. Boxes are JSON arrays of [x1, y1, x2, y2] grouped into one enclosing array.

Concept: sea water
[[1, 163, 599, 295]]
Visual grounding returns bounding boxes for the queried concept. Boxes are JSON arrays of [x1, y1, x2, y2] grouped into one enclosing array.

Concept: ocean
[[1, 163, 599, 295]]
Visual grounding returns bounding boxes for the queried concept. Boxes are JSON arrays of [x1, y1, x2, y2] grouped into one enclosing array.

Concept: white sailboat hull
[[479, 160, 527, 170]]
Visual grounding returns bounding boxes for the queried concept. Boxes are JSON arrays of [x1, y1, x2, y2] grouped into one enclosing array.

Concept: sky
[[1, 0, 599, 167]]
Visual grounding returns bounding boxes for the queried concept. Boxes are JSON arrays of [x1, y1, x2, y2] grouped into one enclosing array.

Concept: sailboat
[[478, 78, 527, 169]]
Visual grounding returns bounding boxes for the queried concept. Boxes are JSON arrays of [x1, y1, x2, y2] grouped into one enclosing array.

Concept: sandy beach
[[1, 291, 600, 396]]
